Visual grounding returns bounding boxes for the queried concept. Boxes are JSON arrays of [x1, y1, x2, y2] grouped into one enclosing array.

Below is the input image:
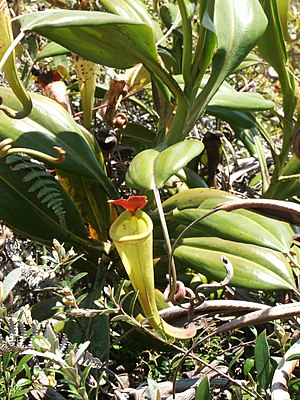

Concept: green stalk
[[191, 0, 216, 89], [0, 0, 32, 118], [177, 0, 193, 91], [164, 95, 189, 146]]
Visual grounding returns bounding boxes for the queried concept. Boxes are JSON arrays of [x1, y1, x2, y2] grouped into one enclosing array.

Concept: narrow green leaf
[[147, 378, 161, 400], [174, 237, 295, 291], [277, 0, 297, 43], [172, 207, 292, 253], [11, 355, 34, 379], [286, 354, 300, 362], [195, 376, 211, 400], [2, 268, 22, 302], [36, 41, 70, 60], [269, 155, 300, 199], [258, 0, 296, 119], [255, 330, 271, 391], [186, 0, 268, 137]]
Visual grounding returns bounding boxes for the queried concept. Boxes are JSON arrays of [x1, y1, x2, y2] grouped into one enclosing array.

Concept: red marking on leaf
[[109, 196, 148, 216]]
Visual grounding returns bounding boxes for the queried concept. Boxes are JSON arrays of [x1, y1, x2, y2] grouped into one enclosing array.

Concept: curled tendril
[[164, 277, 196, 305], [0, 138, 66, 164], [193, 256, 234, 308], [113, 112, 128, 129], [0, 138, 14, 156]]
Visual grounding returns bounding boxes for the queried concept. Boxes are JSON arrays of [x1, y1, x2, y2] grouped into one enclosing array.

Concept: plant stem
[[177, 0, 193, 91]]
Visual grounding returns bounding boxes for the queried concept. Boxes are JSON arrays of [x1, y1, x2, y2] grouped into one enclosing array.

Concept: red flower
[[108, 196, 148, 216]]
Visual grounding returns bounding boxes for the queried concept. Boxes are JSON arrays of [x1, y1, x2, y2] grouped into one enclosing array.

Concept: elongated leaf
[[36, 41, 70, 60], [2, 267, 22, 302], [162, 188, 236, 212], [18, 11, 157, 69], [163, 189, 293, 251], [0, 87, 117, 199], [172, 207, 292, 253], [186, 0, 268, 136], [277, 0, 297, 43], [212, 0, 267, 84], [0, 157, 104, 250], [209, 92, 274, 111], [176, 74, 275, 111], [174, 237, 295, 291], [126, 140, 204, 190], [17, 10, 183, 103], [121, 123, 157, 150], [270, 154, 300, 199], [98, 0, 164, 41], [195, 377, 211, 400], [258, 0, 296, 119], [255, 330, 271, 390], [58, 171, 111, 241]]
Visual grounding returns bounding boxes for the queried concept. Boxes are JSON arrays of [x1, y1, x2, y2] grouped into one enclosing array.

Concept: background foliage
[[0, 0, 300, 398]]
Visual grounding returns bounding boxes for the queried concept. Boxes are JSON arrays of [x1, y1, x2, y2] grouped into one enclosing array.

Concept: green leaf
[[244, 358, 255, 376], [201, 75, 275, 111], [172, 206, 293, 253], [0, 157, 105, 250], [173, 237, 295, 291], [286, 354, 300, 362], [2, 268, 22, 302], [209, 92, 274, 111], [147, 378, 161, 400], [58, 171, 111, 241], [234, 52, 262, 72], [121, 123, 157, 150], [277, 0, 297, 43], [195, 376, 211, 400], [186, 0, 268, 136], [176, 74, 275, 111], [98, 0, 164, 42], [17, 10, 185, 105], [126, 148, 159, 191], [126, 140, 204, 190], [269, 155, 300, 199], [160, 4, 182, 29], [11, 355, 34, 379], [258, 0, 296, 119], [0, 87, 117, 199], [18, 11, 157, 69], [255, 330, 271, 391], [36, 41, 70, 60]]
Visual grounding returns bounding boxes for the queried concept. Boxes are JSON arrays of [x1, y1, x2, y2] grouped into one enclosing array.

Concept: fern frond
[[23, 170, 51, 181], [36, 186, 60, 199], [29, 179, 58, 192], [41, 192, 62, 204], [5, 154, 67, 227]]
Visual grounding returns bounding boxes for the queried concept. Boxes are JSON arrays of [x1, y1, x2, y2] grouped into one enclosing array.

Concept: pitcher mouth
[[109, 210, 153, 242]]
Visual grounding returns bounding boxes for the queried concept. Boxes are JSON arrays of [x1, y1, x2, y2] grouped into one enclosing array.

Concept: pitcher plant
[[109, 196, 196, 340]]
